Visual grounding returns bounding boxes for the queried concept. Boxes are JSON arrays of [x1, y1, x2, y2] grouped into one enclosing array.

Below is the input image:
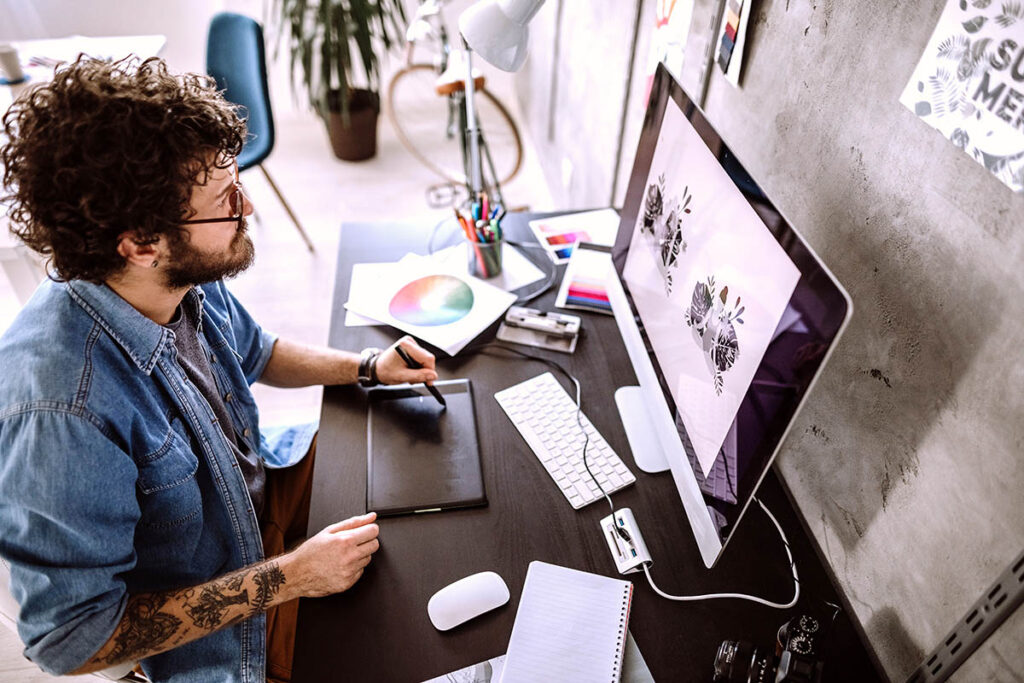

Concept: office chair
[[206, 12, 315, 253]]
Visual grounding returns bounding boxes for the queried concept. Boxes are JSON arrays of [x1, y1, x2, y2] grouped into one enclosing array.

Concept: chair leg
[[257, 164, 315, 253]]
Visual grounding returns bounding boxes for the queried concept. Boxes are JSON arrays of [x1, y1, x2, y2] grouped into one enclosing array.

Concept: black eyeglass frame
[[180, 166, 246, 229]]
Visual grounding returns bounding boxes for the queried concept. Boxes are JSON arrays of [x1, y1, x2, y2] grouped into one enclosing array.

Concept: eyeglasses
[[180, 166, 246, 230]]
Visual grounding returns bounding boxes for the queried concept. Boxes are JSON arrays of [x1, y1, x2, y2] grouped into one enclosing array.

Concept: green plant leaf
[[271, 0, 405, 117]]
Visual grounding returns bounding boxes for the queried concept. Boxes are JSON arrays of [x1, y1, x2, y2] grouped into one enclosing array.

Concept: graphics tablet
[[366, 379, 486, 516]]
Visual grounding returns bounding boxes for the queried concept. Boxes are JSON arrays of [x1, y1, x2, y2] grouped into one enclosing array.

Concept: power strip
[[906, 548, 1024, 683]]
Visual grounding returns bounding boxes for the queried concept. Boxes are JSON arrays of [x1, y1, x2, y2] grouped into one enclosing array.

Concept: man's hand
[[375, 336, 438, 386], [287, 512, 381, 598]]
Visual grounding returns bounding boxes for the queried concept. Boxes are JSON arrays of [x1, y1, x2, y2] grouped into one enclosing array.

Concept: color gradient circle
[[389, 275, 474, 326]]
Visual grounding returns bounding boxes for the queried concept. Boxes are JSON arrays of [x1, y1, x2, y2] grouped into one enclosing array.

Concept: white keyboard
[[494, 372, 636, 509]]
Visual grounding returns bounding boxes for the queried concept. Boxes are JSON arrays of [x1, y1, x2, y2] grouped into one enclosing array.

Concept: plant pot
[[325, 89, 380, 161]]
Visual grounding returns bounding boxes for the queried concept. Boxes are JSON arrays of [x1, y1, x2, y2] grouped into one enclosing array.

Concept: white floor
[[0, 76, 552, 680]]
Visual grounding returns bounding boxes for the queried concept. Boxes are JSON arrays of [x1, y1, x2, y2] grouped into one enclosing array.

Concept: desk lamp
[[458, 0, 546, 198]]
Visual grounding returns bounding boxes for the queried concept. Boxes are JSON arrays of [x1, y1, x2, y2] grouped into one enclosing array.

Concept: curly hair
[[1, 56, 247, 283]]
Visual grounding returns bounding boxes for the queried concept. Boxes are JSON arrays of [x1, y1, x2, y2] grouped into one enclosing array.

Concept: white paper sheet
[[344, 255, 423, 327], [409, 244, 545, 292], [344, 259, 516, 356]]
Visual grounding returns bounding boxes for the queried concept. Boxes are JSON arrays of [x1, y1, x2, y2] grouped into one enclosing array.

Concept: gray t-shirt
[[166, 298, 266, 517]]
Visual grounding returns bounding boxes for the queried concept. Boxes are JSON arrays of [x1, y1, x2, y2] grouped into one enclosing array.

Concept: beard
[[162, 221, 256, 289]]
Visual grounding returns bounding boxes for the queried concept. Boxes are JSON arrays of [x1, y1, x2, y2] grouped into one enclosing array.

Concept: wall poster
[[901, 0, 1024, 193]]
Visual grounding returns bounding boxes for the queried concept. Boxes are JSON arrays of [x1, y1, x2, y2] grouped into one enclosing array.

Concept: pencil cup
[[467, 237, 503, 279]]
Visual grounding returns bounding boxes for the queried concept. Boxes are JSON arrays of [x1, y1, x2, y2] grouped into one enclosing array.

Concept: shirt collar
[[65, 280, 205, 375]]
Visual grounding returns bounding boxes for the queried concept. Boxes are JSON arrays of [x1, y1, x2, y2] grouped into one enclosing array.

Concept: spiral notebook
[[500, 561, 633, 683]]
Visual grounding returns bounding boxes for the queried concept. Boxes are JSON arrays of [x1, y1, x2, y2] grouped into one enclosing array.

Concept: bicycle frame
[[403, 0, 506, 209]]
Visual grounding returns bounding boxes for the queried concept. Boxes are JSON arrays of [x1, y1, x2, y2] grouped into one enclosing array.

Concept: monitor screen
[[611, 63, 851, 564]]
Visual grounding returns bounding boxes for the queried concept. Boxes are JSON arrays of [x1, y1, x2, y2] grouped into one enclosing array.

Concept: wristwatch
[[357, 347, 383, 387]]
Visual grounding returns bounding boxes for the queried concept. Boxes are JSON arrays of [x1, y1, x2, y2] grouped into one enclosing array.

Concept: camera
[[712, 614, 826, 683]]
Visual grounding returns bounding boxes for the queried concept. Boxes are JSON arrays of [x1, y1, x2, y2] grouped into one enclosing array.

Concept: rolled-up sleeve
[[202, 282, 277, 385], [0, 408, 139, 675]]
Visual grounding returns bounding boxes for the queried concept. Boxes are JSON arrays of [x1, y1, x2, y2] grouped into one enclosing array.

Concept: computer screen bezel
[[611, 62, 853, 567]]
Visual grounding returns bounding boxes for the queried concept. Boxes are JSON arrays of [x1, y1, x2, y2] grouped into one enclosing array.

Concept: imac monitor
[[608, 63, 852, 568]]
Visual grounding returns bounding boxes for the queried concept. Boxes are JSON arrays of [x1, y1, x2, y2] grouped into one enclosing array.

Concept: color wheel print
[[388, 275, 474, 326]]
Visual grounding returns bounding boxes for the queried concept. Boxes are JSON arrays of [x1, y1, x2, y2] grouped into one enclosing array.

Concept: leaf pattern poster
[[900, 0, 1024, 192], [622, 100, 800, 477]]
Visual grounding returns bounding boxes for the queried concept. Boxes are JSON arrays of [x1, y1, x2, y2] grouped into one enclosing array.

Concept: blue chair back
[[207, 12, 274, 170]]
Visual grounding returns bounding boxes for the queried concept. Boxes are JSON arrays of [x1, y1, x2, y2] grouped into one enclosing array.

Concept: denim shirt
[[0, 279, 315, 682]]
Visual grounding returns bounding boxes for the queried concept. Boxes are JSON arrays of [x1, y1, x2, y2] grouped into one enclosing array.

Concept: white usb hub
[[600, 507, 652, 574]]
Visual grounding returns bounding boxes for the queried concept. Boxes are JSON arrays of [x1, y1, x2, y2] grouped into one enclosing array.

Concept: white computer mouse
[[427, 571, 510, 631]]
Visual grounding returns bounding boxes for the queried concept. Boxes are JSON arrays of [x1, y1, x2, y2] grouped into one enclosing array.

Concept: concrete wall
[[515, 1, 1024, 680]]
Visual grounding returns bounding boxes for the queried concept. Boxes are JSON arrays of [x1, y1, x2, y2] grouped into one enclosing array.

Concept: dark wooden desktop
[[293, 213, 880, 682]]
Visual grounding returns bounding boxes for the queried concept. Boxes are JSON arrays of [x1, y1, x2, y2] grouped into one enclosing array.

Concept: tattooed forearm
[[251, 563, 286, 614], [183, 576, 250, 630], [74, 558, 294, 675], [106, 594, 183, 664]]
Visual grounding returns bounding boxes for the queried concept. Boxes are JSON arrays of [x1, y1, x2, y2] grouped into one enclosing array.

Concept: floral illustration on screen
[[685, 275, 745, 395], [641, 173, 690, 294], [641, 173, 666, 235]]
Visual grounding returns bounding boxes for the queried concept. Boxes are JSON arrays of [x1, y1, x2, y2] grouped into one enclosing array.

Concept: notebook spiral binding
[[612, 585, 632, 680]]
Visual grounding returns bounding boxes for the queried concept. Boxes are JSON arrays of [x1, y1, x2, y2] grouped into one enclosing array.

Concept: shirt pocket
[[136, 419, 202, 530]]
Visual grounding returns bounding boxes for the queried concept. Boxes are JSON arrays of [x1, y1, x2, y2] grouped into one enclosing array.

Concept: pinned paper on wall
[[715, 0, 751, 87], [645, 0, 696, 99], [900, 0, 1024, 193]]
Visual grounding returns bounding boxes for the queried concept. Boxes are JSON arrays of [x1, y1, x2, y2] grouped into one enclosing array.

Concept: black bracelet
[[358, 347, 382, 387], [369, 352, 381, 385]]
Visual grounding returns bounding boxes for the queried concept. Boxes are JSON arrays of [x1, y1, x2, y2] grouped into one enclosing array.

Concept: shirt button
[[243, 428, 252, 438], [224, 392, 233, 402]]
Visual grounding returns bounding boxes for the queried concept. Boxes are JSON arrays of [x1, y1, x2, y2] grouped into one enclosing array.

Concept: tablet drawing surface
[[367, 379, 486, 516]]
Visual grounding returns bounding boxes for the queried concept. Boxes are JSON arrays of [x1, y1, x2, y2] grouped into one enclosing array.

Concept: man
[[0, 56, 437, 682]]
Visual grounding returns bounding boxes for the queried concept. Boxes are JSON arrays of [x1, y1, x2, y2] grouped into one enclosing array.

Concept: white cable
[[641, 497, 800, 609]]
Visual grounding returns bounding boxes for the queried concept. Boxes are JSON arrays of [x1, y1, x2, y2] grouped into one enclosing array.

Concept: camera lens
[[713, 640, 773, 683]]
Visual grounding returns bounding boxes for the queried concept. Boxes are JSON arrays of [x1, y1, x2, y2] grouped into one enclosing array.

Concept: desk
[[1, 36, 166, 118], [293, 213, 879, 682]]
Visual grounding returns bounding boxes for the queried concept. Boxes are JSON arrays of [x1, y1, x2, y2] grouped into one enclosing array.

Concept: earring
[[151, 260, 159, 268]]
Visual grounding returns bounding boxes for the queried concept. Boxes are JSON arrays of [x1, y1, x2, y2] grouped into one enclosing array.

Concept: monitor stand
[[615, 386, 670, 474]]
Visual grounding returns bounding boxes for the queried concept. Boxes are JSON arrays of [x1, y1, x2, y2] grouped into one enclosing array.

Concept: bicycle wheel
[[387, 63, 523, 187]]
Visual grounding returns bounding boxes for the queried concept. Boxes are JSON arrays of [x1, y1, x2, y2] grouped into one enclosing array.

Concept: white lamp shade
[[459, 0, 546, 72]]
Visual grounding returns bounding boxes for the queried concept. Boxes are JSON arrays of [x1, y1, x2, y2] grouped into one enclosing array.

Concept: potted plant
[[273, 0, 406, 161]]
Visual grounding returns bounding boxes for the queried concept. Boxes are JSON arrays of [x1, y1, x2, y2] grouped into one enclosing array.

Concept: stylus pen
[[394, 345, 446, 408]]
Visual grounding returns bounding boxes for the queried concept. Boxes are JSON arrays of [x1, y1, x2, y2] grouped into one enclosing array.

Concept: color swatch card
[[344, 260, 515, 356], [528, 209, 620, 264], [555, 242, 614, 316], [715, 0, 750, 86]]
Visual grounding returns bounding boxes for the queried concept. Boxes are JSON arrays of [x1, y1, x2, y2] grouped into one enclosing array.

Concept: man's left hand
[[374, 336, 438, 386]]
